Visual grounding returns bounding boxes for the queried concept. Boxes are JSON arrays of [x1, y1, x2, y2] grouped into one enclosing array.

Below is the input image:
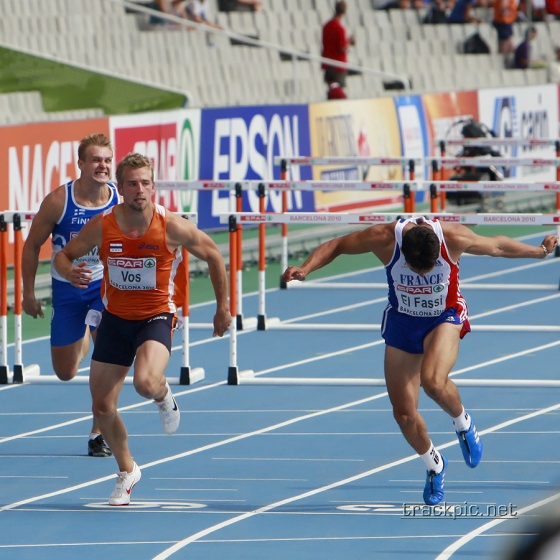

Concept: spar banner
[[308, 97, 404, 212], [421, 90, 479, 156], [110, 109, 202, 213], [478, 84, 559, 180], [0, 118, 111, 266], [197, 105, 314, 230]]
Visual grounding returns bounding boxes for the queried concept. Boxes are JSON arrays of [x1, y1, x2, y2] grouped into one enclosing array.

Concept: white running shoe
[[109, 462, 141, 506], [155, 381, 180, 434]]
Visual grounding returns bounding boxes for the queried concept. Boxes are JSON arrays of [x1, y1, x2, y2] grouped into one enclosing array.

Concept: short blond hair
[[116, 152, 155, 185], [77, 133, 112, 162]]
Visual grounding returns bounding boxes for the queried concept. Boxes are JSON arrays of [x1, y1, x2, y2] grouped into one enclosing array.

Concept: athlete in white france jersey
[[282, 216, 558, 505]]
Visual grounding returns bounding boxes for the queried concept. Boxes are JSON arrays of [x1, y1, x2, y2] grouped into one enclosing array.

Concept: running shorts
[[92, 311, 176, 367], [51, 278, 104, 347], [381, 306, 471, 354]]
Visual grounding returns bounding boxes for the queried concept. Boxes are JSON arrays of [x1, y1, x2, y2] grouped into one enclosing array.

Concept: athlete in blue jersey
[[22, 133, 119, 458], [282, 217, 558, 505]]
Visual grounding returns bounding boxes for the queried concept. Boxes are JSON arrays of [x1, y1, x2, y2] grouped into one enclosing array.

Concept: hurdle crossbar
[[434, 138, 560, 148], [236, 373, 560, 388], [287, 281, 559, 291], [429, 181, 560, 192], [273, 156, 422, 166], [426, 157, 560, 168], [220, 212, 560, 227], [265, 323, 560, 332]]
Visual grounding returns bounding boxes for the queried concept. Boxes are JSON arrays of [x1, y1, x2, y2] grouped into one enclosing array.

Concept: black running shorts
[[92, 311, 176, 367]]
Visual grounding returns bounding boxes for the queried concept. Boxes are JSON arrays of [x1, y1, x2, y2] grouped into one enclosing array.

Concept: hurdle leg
[[228, 215, 239, 384], [280, 159, 289, 289], [257, 183, 267, 330], [0, 216, 8, 384]]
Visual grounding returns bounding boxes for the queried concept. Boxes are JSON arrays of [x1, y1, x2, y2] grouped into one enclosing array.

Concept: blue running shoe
[[457, 418, 483, 468], [423, 454, 447, 506]]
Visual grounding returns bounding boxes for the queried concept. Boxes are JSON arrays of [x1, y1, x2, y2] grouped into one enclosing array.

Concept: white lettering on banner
[[482, 215, 537, 223], [520, 110, 549, 151], [8, 140, 77, 242], [211, 114, 305, 217]]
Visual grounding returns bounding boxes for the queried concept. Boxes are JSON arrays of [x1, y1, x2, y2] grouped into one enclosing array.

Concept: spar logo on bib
[[107, 256, 158, 290], [434, 284, 444, 292]]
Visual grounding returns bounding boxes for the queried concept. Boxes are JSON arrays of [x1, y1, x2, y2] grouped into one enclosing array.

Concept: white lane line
[[435, 492, 560, 560], [0, 392, 389, 512], [151, 401, 560, 560]]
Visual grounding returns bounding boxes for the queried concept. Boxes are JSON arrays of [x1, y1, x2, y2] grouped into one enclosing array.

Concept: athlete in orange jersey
[[54, 153, 231, 506]]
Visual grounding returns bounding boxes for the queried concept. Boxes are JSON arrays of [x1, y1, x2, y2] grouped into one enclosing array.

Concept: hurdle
[[221, 211, 560, 329], [156, 180, 253, 330], [157, 179, 420, 329], [274, 156, 422, 285], [0, 211, 205, 385], [428, 154, 560, 217], [0, 211, 40, 384], [222, 211, 560, 386]]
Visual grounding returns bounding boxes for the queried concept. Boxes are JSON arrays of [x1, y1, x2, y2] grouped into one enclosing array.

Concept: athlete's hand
[[213, 308, 232, 337], [22, 296, 44, 319], [541, 234, 559, 257], [69, 261, 93, 289], [281, 266, 307, 283]]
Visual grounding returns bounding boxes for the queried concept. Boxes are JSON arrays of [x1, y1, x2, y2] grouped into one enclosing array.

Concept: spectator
[[514, 26, 537, 68], [147, 0, 175, 26], [217, 0, 262, 11], [325, 67, 347, 100], [550, 46, 560, 82], [422, 0, 448, 24], [321, 1, 355, 92], [545, 0, 560, 19], [448, 0, 482, 23], [493, 0, 519, 54], [184, 0, 223, 29]]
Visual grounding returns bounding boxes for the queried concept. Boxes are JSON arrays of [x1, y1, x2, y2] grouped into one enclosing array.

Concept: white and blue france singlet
[[50, 181, 119, 283], [386, 218, 467, 318]]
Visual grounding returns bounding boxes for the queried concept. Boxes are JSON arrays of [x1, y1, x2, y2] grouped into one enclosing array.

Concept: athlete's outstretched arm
[[442, 223, 559, 260], [282, 224, 395, 282]]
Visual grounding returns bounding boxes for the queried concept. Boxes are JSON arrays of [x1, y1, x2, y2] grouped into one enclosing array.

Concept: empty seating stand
[[0, 0, 556, 111]]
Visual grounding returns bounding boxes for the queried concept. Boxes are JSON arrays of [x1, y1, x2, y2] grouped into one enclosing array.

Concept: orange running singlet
[[99, 204, 183, 320]]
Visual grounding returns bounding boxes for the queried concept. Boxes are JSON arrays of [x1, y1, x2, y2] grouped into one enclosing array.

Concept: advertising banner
[[394, 94, 430, 202], [197, 105, 314, 230], [110, 110, 201, 213], [421, 90, 479, 155], [0, 118, 110, 265], [479, 84, 559, 180], [308, 97, 404, 212]]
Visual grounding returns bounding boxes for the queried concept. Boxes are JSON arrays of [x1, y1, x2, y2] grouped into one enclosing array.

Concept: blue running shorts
[[50, 278, 104, 347], [381, 306, 471, 354]]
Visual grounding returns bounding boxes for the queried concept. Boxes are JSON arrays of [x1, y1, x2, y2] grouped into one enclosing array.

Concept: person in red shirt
[[321, 1, 355, 90], [325, 67, 347, 100]]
